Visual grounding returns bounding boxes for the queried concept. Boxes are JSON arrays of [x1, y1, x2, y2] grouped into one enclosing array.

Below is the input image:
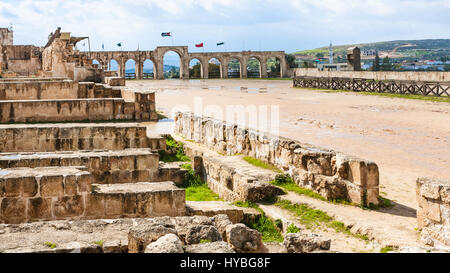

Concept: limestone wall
[[0, 80, 157, 122], [0, 167, 186, 224], [0, 80, 78, 100], [0, 124, 156, 153], [174, 112, 379, 206], [294, 68, 450, 82], [416, 177, 450, 247], [0, 99, 136, 123]]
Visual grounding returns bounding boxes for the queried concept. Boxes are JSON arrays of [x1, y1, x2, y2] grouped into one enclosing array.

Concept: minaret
[[329, 41, 333, 64]]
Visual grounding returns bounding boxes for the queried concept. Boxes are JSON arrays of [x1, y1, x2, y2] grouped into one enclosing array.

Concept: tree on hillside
[[372, 51, 380, 71], [300, 61, 314, 68], [381, 56, 392, 71], [189, 63, 201, 78], [208, 63, 221, 78], [285, 54, 296, 68]]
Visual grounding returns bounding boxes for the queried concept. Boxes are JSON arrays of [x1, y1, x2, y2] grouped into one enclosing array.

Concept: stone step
[[0, 166, 92, 224], [0, 149, 158, 184], [0, 123, 165, 152], [0, 166, 186, 223], [0, 98, 137, 123], [0, 80, 122, 101], [0, 149, 186, 185], [89, 182, 185, 219]]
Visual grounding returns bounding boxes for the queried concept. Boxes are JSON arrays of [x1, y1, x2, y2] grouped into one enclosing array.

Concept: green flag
[[217, 42, 224, 46]]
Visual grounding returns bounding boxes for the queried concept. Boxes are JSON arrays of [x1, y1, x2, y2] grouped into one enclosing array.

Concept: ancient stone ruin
[[174, 112, 380, 207]]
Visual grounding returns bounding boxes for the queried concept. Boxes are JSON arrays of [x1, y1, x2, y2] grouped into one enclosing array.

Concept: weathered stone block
[[85, 194, 105, 217], [40, 175, 64, 197], [27, 197, 52, 220], [54, 195, 84, 218], [1, 197, 26, 223]]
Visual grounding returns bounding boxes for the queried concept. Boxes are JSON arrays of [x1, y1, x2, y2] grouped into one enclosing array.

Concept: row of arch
[[91, 50, 284, 80]]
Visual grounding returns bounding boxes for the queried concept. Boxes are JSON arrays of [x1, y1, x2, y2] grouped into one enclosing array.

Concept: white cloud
[[0, 0, 448, 52]]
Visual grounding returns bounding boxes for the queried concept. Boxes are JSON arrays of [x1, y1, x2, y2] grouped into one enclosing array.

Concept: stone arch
[[227, 57, 242, 78], [163, 50, 182, 79], [143, 59, 156, 79], [247, 56, 262, 78], [108, 58, 120, 76], [124, 59, 136, 79], [208, 57, 222, 79], [189, 58, 203, 79], [92, 59, 101, 69]]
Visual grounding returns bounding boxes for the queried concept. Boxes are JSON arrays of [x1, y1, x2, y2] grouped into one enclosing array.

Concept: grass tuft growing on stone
[[180, 164, 221, 202], [380, 246, 394, 253], [270, 174, 353, 206], [158, 135, 191, 162], [270, 174, 326, 201], [232, 201, 284, 243], [275, 199, 369, 241], [286, 224, 301, 234], [94, 240, 104, 247], [242, 156, 283, 173], [44, 242, 57, 249]]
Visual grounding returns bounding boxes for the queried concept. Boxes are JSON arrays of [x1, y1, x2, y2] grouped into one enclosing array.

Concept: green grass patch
[[94, 240, 104, 247], [270, 174, 353, 205], [180, 164, 221, 202], [380, 246, 394, 253], [158, 135, 191, 162], [242, 156, 283, 173], [44, 242, 57, 249], [232, 201, 284, 243], [275, 199, 369, 241], [286, 224, 301, 234], [296, 87, 450, 103]]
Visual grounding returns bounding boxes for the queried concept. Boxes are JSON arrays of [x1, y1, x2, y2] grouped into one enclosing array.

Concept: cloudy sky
[[0, 0, 449, 53]]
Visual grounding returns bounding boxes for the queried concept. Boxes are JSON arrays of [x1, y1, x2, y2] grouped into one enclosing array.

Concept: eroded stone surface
[[225, 223, 268, 253], [283, 233, 331, 253]]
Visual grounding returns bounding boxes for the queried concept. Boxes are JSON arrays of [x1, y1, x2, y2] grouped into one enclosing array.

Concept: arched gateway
[[85, 47, 287, 80]]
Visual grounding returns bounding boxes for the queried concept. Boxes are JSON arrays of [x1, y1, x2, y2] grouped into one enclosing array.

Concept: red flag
[[195, 43, 204, 48]]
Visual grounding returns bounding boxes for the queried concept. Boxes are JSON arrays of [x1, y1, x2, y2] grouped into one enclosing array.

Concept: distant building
[[361, 49, 376, 56], [317, 63, 349, 71], [347, 47, 361, 71]]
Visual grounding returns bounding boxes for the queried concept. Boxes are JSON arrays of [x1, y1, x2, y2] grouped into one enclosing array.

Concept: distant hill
[[124, 65, 179, 74], [292, 39, 450, 61]]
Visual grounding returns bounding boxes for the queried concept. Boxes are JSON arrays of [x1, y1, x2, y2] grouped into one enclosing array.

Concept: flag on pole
[[217, 42, 225, 46], [195, 43, 204, 48], [161, 32, 171, 37]]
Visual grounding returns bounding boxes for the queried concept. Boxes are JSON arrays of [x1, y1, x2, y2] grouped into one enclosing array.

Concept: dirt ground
[[128, 78, 449, 248]]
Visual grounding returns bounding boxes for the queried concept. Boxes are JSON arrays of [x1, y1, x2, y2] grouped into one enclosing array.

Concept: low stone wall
[[104, 77, 125, 86], [416, 177, 450, 247], [174, 112, 379, 206], [77, 82, 122, 98], [294, 68, 450, 82], [0, 123, 161, 153]]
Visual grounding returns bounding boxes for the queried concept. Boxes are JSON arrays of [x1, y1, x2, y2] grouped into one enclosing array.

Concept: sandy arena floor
[[128, 79, 450, 214]]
